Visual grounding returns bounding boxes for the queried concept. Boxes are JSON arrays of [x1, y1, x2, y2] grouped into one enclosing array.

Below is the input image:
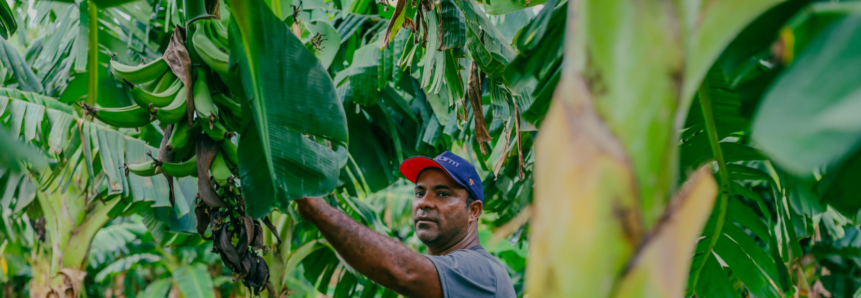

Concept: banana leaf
[[174, 264, 216, 298], [228, 0, 349, 218], [0, 0, 16, 39]]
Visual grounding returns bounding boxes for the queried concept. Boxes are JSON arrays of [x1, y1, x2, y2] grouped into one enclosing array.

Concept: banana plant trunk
[[28, 189, 120, 298], [526, 0, 784, 296]]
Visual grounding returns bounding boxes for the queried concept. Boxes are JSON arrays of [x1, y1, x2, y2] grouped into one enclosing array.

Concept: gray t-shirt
[[426, 246, 516, 298]]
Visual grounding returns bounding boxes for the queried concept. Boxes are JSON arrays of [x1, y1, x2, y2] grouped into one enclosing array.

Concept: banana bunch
[[106, 16, 273, 295]]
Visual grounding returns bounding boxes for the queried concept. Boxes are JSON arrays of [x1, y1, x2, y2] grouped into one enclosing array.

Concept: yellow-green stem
[[87, 1, 98, 106]]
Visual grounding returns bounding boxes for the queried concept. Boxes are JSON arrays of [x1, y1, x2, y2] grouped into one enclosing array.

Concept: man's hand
[[295, 196, 443, 298]]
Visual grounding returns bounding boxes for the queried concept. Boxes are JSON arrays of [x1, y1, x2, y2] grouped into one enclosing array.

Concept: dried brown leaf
[[262, 215, 282, 247], [163, 26, 194, 128], [467, 61, 491, 154], [380, 0, 408, 49], [159, 124, 176, 207], [514, 104, 525, 179], [196, 135, 227, 208]]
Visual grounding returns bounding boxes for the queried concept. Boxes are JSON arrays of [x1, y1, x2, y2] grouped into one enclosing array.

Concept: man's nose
[[414, 197, 435, 211]]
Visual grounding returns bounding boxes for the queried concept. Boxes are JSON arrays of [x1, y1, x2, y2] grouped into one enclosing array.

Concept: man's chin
[[415, 230, 439, 243]]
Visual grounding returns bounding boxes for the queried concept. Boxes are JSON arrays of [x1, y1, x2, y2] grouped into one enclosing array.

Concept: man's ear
[[469, 200, 482, 222]]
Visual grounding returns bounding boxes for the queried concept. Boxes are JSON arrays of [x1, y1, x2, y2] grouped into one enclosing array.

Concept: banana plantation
[[0, 0, 860, 296]]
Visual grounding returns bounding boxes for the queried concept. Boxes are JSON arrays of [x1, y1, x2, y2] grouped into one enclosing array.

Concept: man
[[296, 151, 516, 298]]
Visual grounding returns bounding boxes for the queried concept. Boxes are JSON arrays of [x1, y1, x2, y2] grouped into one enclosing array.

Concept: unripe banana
[[152, 86, 188, 124], [193, 22, 229, 74], [204, 20, 228, 51], [222, 140, 239, 168], [160, 156, 198, 177], [136, 77, 161, 93], [203, 120, 230, 141], [110, 57, 170, 84], [166, 118, 191, 152], [220, 108, 242, 132], [172, 121, 202, 161], [210, 20, 229, 49], [193, 69, 219, 128], [131, 79, 183, 108], [87, 104, 154, 128], [212, 93, 241, 116], [152, 71, 179, 93], [126, 160, 158, 176], [211, 152, 233, 186]]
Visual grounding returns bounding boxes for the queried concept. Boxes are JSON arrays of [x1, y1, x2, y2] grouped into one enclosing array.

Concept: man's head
[[399, 152, 484, 248]]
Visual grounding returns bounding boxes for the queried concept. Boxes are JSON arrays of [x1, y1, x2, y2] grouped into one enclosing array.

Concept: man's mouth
[[414, 216, 437, 226]]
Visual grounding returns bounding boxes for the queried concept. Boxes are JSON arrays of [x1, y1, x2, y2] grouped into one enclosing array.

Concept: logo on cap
[[469, 178, 475, 186], [436, 156, 460, 167]]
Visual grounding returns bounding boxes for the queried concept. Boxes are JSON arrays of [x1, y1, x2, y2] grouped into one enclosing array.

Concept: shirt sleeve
[[426, 250, 498, 298]]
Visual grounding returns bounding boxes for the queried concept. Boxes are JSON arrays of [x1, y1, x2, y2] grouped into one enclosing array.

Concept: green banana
[[110, 57, 170, 84], [211, 152, 233, 187], [126, 160, 158, 177], [131, 79, 183, 108], [193, 69, 219, 127], [136, 76, 161, 93], [166, 118, 191, 152], [205, 20, 229, 51], [203, 119, 230, 141], [222, 140, 239, 168], [210, 20, 229, 49], [175, 121, 202, 160], [212, 93, 241, 116], [193, 22, 229, 74], [221, 107, 242, 132], [160, 156, 198, 177], [152, 86, 188, 124], [152, 70, 179, 93], [89, 104, 154, 128]]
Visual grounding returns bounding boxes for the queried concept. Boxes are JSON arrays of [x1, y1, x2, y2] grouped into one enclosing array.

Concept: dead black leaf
[[195, 205, 213, 240]]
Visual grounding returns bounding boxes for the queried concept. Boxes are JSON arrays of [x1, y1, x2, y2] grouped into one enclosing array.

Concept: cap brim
[[399, 155, 481, 202], [399, 156, 447, 183]]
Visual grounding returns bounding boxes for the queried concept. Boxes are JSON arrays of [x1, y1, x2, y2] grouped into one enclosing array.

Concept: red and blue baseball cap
[[399, 151, 484, 202]]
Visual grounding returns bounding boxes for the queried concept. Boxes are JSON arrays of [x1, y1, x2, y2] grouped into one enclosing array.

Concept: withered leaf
[[467, 61, 491, 154], [159, 123, 176, 207], [195, 205, 213, 240], [380, 0, 408, 49], [262, 215, 282, 247], [163, 26, 194, 128], [196, 135, 227, 208]]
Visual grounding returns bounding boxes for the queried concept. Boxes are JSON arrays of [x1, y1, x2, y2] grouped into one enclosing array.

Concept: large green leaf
[[753, 16, 861, 174], [174, 264, 216, 298], [228, 0, 348, 218], [0, 0, 17, 39], [0, 38, 44, 93]]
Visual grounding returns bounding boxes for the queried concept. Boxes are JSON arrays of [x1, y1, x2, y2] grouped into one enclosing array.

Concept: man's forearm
[[295, 197, 441, 298]]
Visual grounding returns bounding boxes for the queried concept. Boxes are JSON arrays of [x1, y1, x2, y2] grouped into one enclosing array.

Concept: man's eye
[[415, 191, 425, 197], [439, 192, 450, 197]]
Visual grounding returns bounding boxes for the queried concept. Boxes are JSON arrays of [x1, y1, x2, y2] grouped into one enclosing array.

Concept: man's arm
[[295, 197, 442, 298]]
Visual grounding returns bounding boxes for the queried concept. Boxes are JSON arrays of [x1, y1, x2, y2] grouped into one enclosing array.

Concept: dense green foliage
[[1, 0, 861, 297]]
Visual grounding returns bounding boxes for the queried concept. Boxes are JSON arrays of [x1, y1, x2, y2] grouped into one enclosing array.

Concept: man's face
[[412, 168, 471, 246]]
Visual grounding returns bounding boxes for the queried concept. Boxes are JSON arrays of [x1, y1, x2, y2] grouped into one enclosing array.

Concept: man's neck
[[426, 226, 481, 256]]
